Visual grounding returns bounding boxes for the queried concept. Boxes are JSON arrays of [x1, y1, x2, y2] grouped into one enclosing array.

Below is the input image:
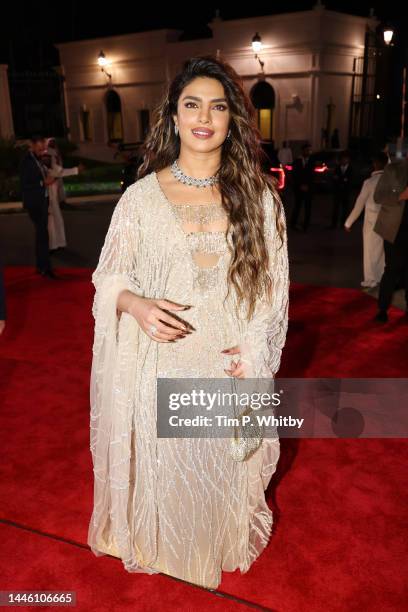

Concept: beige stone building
[[50, 6, 379, 161]]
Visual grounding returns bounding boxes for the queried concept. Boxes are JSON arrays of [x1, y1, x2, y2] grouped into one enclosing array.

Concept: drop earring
[[174, 124, 179, 136]]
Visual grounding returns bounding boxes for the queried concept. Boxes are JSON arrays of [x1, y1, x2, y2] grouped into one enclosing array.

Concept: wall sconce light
[[251, 32, 265, 74], [97, 50, 112, 81]]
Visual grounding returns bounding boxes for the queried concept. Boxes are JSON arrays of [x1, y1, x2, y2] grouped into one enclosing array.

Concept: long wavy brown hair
[[137, 54, 286, 321]]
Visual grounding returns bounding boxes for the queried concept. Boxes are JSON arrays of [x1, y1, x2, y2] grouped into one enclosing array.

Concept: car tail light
[[314, 163, 328, 173], [270, 167, 286, 190]]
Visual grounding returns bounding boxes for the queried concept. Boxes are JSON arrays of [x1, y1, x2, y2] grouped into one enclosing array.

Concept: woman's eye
[[184, 102, 228, 111]]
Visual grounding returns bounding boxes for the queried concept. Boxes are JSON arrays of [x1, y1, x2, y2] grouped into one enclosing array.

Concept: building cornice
[[64, 66, 366, 93]]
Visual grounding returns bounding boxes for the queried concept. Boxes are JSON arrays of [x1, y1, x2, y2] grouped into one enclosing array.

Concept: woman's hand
[[221, 345, 250, 379], [122, 292, 194, 342]]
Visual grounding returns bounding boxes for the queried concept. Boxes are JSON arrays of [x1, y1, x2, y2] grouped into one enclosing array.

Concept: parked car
[[260, 141, 286, 191]]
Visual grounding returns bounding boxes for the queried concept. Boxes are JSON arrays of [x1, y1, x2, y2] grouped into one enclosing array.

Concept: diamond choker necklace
[[170, 159, 219, 188]]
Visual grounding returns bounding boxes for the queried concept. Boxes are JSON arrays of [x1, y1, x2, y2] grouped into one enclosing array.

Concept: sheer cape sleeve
[[239, 186, 289, 379], [88, 185, 159, 574], [91, 185, 144, 326]]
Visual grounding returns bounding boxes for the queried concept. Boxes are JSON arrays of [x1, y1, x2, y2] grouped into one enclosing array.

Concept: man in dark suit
[[330, 150, 353, 228], [19, 135, 57, 278], [373, 155, 408, 322], [290, 143, 315, 231]]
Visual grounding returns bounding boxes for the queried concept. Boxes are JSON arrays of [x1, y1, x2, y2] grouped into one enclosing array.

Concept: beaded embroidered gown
[[88, 170, 289, 589]]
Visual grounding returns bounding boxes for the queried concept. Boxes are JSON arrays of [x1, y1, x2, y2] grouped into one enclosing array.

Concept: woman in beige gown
[[88, 55, 289, 589]]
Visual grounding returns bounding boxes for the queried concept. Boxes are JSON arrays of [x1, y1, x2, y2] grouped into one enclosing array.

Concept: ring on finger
[[149, 324, 158, 336]]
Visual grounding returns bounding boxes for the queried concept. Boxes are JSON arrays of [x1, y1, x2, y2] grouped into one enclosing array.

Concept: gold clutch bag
[[228, 377, 264, 462]]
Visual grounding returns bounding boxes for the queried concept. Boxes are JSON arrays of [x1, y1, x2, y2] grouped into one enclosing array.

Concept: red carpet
[[0, 266, 407, 611]]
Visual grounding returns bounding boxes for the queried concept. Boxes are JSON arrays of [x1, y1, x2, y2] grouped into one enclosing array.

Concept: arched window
[[106, 90, 123, 142], [250, 81, 276, 141]]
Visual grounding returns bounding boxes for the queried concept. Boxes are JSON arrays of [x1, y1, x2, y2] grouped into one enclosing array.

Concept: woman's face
[[173, 76, 230, 152]]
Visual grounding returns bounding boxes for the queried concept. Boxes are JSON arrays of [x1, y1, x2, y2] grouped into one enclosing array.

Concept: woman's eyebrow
[[181, 95, 228, 103]]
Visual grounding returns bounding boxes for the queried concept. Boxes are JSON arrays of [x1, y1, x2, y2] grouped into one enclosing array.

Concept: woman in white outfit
[[46, 139, 82, 250], [344, 152, 388, 288]]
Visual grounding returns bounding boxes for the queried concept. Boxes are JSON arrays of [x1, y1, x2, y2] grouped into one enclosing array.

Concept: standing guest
[[290, 143, 314, 231], [19, 135, 57, 278], [344, 152, 388, 288], [278, 141, 293, 167], [330, 151, 353, 228], [47, 139, 73, 208], [372, 155, 408, 322], [44, 138, 84, 251]]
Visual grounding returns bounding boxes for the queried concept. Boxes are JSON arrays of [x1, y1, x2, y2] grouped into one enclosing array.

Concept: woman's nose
[[198, 111, 211, 122]]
